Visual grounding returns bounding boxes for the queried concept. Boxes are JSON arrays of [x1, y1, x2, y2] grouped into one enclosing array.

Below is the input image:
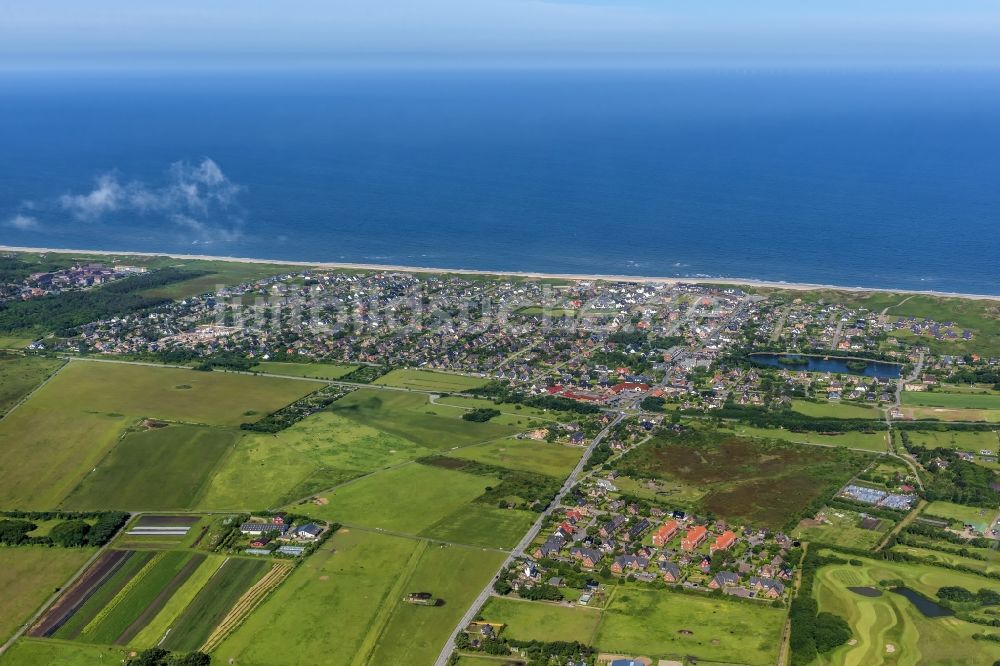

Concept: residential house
[[750, 577, 786, 598], [659, 561, 682, 583], [652, 519, 679, 547], [681, 525, 708, 551], [709, 530, 737, 555], [533, 534, 566, 559], [708, 571, 741, 590], [600, 515, 627, 538]]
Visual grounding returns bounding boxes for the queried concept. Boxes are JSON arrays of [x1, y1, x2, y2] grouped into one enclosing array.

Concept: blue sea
[[1, 67, 999, 293]]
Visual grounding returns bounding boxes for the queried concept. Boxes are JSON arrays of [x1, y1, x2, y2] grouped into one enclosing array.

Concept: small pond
[[848, 586, 883, 598], [749, 353, 902, 379], [891, 587, 955, 617]]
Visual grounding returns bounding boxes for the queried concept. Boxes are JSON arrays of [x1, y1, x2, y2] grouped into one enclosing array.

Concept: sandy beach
[[3, 244, 999, 301]]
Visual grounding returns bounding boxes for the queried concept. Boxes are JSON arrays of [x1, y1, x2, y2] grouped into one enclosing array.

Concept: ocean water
[[1, 67, 999, 293]]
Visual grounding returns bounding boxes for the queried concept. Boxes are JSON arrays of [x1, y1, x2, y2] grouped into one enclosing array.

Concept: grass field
[[448, 438, 582, 478], [481, 597, 602, 643], [329, 389, 520, 450], [595, 587, 785, 665], [793, 507, 892, 550], [373, 368, 488, 392], [435, 395, 562, 422], [791, 399, 881, 419], [923, 500, 999, 532], [901, 406, 1000, 422], [0, 361, 318, 509], [130, 555, 226, 648], [0, 548, 94, 644], [902, 391, 1000, 410], [620, 428, 872, 529], [251, 361, 359, 380], [0, 639, 123, 666], [420, 504, 537, 550], [813, 554, 1000, 665], [366, 544, 507, 664], [199, 410, 431, 509], [905, 429, 998, 453], [892, 545, 1000, 576], [161, 557, 268, 652], [63, 424, 239, 510], [139, 260, 296, 300], [305, 462, 495, 536], [214, 530, 419, 665], [0, 336, 33, 350], [733, 424, 888, 452], [0, 354, 63, 416]]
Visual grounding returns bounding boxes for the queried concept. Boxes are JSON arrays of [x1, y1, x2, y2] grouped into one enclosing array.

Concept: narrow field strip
[[115, 553, 206, 645], [80, 552, 165, 638], [200, 561, 294, 652], [53, 551, 155, 640]]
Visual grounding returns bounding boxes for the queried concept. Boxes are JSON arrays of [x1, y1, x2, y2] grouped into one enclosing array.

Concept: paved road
[[432, 411, 625, 666], [884, 352, 926, 489]]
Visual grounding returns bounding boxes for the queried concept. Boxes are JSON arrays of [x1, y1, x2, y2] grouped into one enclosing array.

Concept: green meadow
[[793, 507, 892, 550], [0, 353, 63, 416], [251, 360, 359, 380], [0, 640, 122, 666], [903, 391, 1000, 410], [448, 438, 583, 478], [373, 368, 488, 392], [905, 429, 999, 453], [791, 399, 881, 420], [420, 504, 537, 550], [733, 424, 888, 452], [0, 548, 94, 644], [481, 596, 602, 643], [923, 500, 998, 532]]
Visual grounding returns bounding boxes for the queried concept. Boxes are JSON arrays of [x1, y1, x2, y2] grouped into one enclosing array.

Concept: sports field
[[373, 368, 488, 392], [449, 438, 583, 477], [595, 587, 785, 665], [63, 424, 240, 510], [307, 462, 495, 536], [0, 547, 94, 644], [813, 555, 1000, 665], [792, 399, 881, 419], [480, 596, 602, 643], [198, 410, 431, 509], [0, 361, 318, 509], [252, 360, 359, 380], [0, 353, 63, 416], [923, 500, 998, 532]]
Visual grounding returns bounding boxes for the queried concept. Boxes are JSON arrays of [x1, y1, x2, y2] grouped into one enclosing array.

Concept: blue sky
[[2, 0, 1000, 68]]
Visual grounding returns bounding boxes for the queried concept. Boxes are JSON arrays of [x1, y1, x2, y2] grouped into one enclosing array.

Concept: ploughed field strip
[[127, 516, 198, 537]]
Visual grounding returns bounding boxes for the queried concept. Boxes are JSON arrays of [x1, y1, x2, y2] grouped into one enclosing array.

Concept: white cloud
[[59, 173, 123, 219], [4, 214, 41, 230]]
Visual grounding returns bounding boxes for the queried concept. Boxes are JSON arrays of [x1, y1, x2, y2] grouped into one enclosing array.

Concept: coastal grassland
[[900, 406, 1000, 422], [812, 554, 1000, 666], [903, 391, 1000, 410], [160, 557, 268, 652], [304, 462, 494, 536], [213, 530, 418, 666], [0, 548, 94, 644], [0, 353, 63, 415], [79, 550, 202, 645], [54, 551, 156, 640], [617, 428, 872, 529], [594, 587, 785, 665], [791, 399, 881, 419], [792, 507, 893, 550], [329, 388, 520, 450], [923, 500, 999, 531], [251, 360, 359, 380], [372, 368, 488, 392], [733, 424, 888, 452], [448, 438, 583, 478], [611, 475, 708, 505], [366, 544, 507, 664], [36, 361, 320, 426], [420, 504, 537, 550], [62, 424, 239, 511], [904, 429, 999, 453], [480, 597, 602, 643], [198, 410, 431, 509], [138, 259, 296, 300], [130, 555, 225, 648], [0, 640, 122, 666]]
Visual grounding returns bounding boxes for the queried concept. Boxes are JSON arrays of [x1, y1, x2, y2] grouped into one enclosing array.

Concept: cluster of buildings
[[2, 262, 143, 303], [839, 484, 916, 510], [237, 514, 327, 557]]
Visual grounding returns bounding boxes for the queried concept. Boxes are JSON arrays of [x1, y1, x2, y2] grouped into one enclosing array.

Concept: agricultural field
[[0, 361, 318, 509], [905, 429, 999, 453], [922, 500, 999, 532], [480, 596, 602, 643], [793, 507, 893, 550], [733, 424, 888, 452], [448, 438, 583, 478], [0, 640, 122, 666], [63, 424, 240, 510], [251, 360, 359, 380], [791, 399, 881, 419], [900, 406, 1000, 422], [372, 368, 488, 392], [129, 555, 227, 648], [812, 554, 1000, 665], [198, 410, 431, 509], [0, 353, 63, 416], [618, 428, 872, 529], [214, 530, 419, 665], [420, 504, 537, 550], [595, 587, 785, 665], [305, 462, 495, 536], [0, 548, 94, 644], [329, 388, 520, 450], [902, 391, 1000, 410]]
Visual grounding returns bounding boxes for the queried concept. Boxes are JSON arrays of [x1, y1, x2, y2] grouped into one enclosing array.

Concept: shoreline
[[3, 244, 999, 301]]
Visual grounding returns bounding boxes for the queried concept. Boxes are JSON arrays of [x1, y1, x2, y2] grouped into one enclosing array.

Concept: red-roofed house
[[652, 520, 679, 547], [709, 530, 737, 555], [610, 382, 650, 395], [681, 525, 708, 552]]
